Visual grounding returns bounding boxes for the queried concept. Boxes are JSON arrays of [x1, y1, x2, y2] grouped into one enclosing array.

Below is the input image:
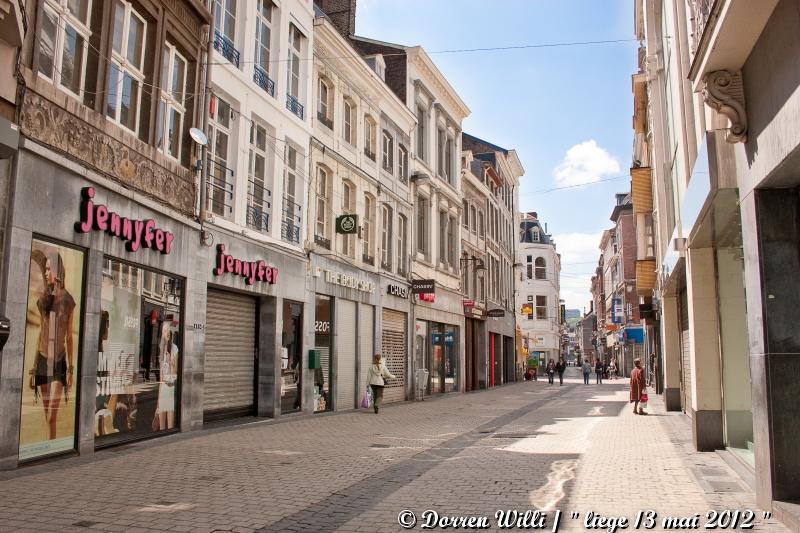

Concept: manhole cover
[[370, 444, 391, 448], [491, 433, 534, 439], [708, 480, 743, 493], [72, 521, 99, 528]]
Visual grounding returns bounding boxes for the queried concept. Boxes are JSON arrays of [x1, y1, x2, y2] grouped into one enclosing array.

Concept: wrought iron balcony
[[364, 147, 376, 161], [362, 253, 375, 266], [246, 182, 272, 233], [286, 94, 304, 120], [314, 234, 331, 250], [213, 30, 240, 68], [317, 111, 333, 130], [281, 196, 302, 244], [381, 260, 392, 271], [253, 65, 275, 97], [207, 158, 234, 219]]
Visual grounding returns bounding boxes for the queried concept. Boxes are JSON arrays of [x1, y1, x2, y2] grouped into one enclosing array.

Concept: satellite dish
[[189, 127, 208, 147]]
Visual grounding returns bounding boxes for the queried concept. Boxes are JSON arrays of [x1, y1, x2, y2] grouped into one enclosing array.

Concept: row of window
[[413, 196, 459, 270], [415, 104, 458, 186]]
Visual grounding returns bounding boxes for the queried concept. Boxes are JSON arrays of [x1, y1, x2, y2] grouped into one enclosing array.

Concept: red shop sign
[[213, 244, 278, 286]]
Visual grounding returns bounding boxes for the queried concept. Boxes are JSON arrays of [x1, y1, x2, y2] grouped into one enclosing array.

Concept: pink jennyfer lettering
[[213, 244, 278, 286], [75, 187, 175, 255]]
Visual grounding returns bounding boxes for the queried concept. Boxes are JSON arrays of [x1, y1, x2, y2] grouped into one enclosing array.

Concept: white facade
[[206, 0, 315, 251], [516, 213, 561, 363]]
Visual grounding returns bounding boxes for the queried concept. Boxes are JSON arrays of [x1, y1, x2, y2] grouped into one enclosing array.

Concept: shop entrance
[[280, 301, 303, 414], [381, 309, 407, 403]]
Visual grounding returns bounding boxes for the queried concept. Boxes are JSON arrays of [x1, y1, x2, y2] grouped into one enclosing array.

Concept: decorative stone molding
[[20, 91, 196, 214], [702, 70, 748, 143]]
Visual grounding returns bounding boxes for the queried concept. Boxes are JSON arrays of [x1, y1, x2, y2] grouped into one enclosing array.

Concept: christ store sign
[[75, 187, 174, 254], [213, 244, 279, 285]]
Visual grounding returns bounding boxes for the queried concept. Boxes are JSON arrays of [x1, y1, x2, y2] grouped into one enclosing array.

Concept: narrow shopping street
[[0, 368, 783, 533]]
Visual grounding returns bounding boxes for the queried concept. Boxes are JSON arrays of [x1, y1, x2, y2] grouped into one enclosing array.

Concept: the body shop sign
[[213, 244, 278, 285], [324, 270, 375, 293], [75, 187, 174, 254]]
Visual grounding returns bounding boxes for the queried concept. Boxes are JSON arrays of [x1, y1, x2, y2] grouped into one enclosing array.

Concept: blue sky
[[357, 0, 638, 311]]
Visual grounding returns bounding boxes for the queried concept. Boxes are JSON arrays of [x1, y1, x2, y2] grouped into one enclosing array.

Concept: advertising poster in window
[[95, 259, 181, 446], [19, 239, 84, 461]]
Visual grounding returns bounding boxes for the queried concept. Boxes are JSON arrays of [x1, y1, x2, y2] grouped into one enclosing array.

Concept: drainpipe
[[198, 12, 215, 239]]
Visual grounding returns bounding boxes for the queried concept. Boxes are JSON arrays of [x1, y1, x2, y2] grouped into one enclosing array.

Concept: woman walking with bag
[[366, 354, 396, 414]]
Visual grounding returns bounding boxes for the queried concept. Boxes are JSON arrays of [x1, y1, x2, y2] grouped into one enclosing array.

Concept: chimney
[[314, 0, 357, 39]]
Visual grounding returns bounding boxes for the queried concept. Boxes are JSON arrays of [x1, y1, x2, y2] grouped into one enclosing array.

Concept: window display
[[19, 239, 85, 461], [95, 258, 182, 446]]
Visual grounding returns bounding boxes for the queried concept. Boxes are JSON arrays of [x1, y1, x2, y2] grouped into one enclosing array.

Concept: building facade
[[516, 212, 561, 366]]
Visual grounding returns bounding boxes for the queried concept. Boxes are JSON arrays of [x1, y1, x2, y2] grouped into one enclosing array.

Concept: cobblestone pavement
[[0, 368, 787, 533]]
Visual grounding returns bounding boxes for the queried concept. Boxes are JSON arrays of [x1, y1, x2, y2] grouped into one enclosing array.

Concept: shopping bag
[[360, 389, 371, 409], [640, 392, 648, 409]]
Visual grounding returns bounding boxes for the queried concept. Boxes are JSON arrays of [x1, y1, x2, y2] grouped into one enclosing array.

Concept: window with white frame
[[416, 104, 426, 161], [38, 0, 92, 99], [282, 144, 302, 243], [382, 130, 393, 172], [398, 145, 408, 182], [247, 121, 270, 233], [381, 204, 392, 269], [438, 209, 447, 266], [436, 128, 445, 178], [341, 180, 355, 257], [318, 77, 331, 124], [416, 195, 429, 256], [536, 295, 547, 320], [364, 116, 376, 159], [156, 43, 187, 161], [254, 0, 272, 77], [316, 166, 330, 241], [535, 257, 547, 280], [397, 214, 407, 275], [363, 193, 375, 262], [447, 216, 456, 267], [343, 98, 354, 144], [106, 0, 147, 135], [287, 24, 303, 100], [462, 201, 469, 228], [533, 227, 541, 242], [208, 95, 233, 218], [478, 210, 485, 238], [470, 205, 477, 233], [214, 0, 236, 42], [445, 137, 453, 183]]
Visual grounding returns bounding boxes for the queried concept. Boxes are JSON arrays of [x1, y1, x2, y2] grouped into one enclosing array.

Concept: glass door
[[281, 301, 302, 414]]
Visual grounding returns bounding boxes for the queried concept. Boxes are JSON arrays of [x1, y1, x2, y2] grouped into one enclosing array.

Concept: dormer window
[[366, 54, 386, 81]]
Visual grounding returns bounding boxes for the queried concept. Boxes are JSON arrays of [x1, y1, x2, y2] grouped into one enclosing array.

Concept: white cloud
[[552, 232, 604, 311], [553, 140, 621, 187]]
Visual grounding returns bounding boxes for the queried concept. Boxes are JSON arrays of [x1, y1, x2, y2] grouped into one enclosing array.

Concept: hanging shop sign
[[75, 187, 174, 254], [487, 309, 505, 318], [418, 293, 435, 303], [335, 214, 359, 234], [387, 283, 409, 298], [611, 298, 623, 324], [213, 244, 278, 285], [411, 279, 435, 294], [324, 269, 375, 293], [462, 299, 475, 308]]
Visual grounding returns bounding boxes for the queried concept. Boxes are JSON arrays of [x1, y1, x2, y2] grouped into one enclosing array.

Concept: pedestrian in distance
[[595, 358, 604, 384], [609, 357, 618, 380], [546, 359, 556, 385], [630, 358, 647, 415], [366, 353, 396, 414], [557, 358, 566, 386], [582, 359, 591, 385]]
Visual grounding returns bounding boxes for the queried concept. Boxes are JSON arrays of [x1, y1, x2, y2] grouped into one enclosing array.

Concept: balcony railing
[[362, 253, 375, 266], [214, 30, 240, 68], [281, 196, 302, 244], [286, 94, 304, 120], [314, 234, 331, 250], [253, 65, 275, 97], [246, 182, 272, 233], [380, 260, 392, 271], [317, 111, 333, 130], [364, 147, 376, 161], [207, 158, 234, 219]]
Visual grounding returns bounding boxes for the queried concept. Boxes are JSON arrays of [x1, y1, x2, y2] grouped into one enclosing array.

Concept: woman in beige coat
[[366, 354, 396, 414]]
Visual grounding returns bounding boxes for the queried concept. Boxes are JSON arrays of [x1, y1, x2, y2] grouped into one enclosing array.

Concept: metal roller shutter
[[679, 288, 692, 414], [336, 299, 357, 410], [204, 289, 256, 420], [359, 304, 374, 407], [381, 309, 407, 404]]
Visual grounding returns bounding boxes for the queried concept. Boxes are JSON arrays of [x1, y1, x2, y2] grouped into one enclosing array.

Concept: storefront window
[[19, 239, 85, 461], [430, 323, 443, 394], [444, 326, 458, 393], [281, 301, 303, 414], [314, 295, 332, 412], [95, 258, 182, 446]]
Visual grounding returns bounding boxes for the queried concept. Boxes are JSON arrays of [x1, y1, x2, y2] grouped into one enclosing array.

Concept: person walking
[[595, 358, 604, 384], [581, 359, 591, 385], [630, 358, 647, 414], [609, 357, 618, 380], [366, 354, 396, 414], [546, 359, 556, 385], [557, 358, 566, 386]]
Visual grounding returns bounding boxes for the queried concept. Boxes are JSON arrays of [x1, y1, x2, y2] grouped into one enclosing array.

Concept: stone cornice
[[410, 52, 470, 121]]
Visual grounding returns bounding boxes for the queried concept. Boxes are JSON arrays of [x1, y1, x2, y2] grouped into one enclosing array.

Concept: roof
[[462, 132, 509, 155]]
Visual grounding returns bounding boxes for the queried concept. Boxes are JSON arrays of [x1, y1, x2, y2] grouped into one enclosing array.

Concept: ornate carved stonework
[[703, 70, 748, 143], [20, 91, 196, 214]]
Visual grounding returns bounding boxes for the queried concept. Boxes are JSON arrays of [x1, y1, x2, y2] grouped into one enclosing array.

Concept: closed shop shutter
[[204, 289, 256, 420], [359, 304, 374, 406], [336, 299, 357, 410], [679, 288, 692, 414], [381, 309, 407, 404]]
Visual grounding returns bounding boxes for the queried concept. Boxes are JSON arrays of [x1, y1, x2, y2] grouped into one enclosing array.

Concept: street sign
[[335, 214, 358, 234], [411, 279, 435, 294], [486, 309, 505, 318]]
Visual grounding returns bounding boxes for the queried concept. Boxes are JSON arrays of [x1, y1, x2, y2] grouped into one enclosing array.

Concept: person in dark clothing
[[556, 359, 566, 386], [595, 358, 604, 384], [546, 359, 556, 385]]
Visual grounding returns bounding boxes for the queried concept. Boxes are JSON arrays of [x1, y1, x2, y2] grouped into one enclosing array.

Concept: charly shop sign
[[75, 187, 175, 254], [213, 244, 278, 285]]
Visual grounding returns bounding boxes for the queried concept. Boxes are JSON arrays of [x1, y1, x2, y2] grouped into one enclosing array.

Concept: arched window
[[535, 257, 546, 280]]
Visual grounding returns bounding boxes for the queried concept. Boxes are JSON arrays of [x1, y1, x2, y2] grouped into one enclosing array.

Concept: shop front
[[309, 256, 381, 412], [201, 234, 308, 422], [486, 308, 515, 386], [0, 149, 199, 468], [464, 307, 486, 391], [412, 283, 464, 395], [381, 281, 411, 404]]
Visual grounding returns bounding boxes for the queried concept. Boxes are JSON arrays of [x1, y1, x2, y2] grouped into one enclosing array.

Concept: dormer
[[365, 54, 386, 81]]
